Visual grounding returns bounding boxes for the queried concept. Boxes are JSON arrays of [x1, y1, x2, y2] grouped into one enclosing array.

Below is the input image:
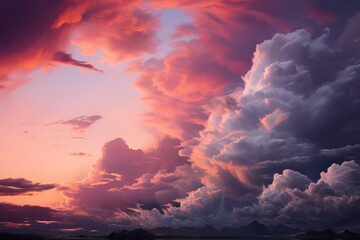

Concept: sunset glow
[[1, 0, 360, 236]]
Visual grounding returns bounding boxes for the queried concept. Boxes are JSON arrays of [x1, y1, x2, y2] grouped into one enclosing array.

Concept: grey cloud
[[69, 152, 88, 157], [53, 51, 103, 73], [184, 27, 360, 201], [35, 3, 360, 232], [0, 178, 57, 196], [51, 115, 102, 132], [320, 144, 360, 157], [61, 137, 201, 217], [237, 161, 360, 229]]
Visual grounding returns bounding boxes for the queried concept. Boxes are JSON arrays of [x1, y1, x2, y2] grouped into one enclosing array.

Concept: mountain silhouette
[[294, 229, 360, 239], [244, 220, 271, 236], [108, 228, 157, 239], [272, 223, 303, 235]]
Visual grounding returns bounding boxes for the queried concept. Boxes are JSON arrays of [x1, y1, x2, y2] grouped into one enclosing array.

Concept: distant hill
[[151, 220, 296, 237], [108, 228, 157, 239], [271, 223, 303, 235], [0, 232, 45, 240], [294, 229, 360, 239], [244, 220, 271, 236], [2, 225, 359, 240]]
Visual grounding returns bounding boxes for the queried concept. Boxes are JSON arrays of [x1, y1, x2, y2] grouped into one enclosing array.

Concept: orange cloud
[[260, 108, 289, 131], [0, 0, 159, 91]]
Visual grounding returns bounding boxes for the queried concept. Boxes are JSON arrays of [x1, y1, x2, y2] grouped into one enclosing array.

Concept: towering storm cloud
[[178, 26, 360, 227], [61, 137, 201, 219], [60, 21, 360, 230]]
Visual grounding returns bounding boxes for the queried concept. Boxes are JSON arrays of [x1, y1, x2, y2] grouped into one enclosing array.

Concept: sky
[[0, 0, 360, 235]]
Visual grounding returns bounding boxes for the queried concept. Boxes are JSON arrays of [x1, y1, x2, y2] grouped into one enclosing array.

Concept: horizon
[[0, 0, 360, 236]]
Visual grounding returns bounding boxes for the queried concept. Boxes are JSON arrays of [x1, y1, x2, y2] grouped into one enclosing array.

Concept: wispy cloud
[[52, 51, 103, 73], [49, 115, 102, 132], [69, 152, 88, 157]]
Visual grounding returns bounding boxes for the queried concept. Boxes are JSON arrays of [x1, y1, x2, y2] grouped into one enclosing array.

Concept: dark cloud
[[53, 51, 103, 73], [0, 203, 118, 235], [1, 0, 360, 233], [120, 8, 359, 228], [0, 0, 159, 91], [51, 115, 102, 132], [69, 152, 88, 157], [236, 161, 360, 229], [58, 2, 360, 230], [0, 203, 56, 226], [0, 178, 57, 196], [182, 25, 360, 202], [128, 0, 360, 141], [0, 0, 70, 90], [71, 136, 86, 139], [62, 137, 201, 217]]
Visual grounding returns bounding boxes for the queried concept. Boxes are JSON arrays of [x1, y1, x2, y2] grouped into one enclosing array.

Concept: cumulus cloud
[[113, 14, 357, 228], [236, 161, 360, 229], [127, 0, 360, 141], [181, 26, 360, 206], [54, 3, 360, 230], [106, 161, 360, 230], [61, 137, 201, 218], [0, 178, 57, 196], [51, 115, 102, 132], [3, 0, 360, 233]]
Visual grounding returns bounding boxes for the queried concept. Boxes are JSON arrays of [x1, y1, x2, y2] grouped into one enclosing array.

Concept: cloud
[[127, 42, 239, 140], [71, 4, 159, 63], [0, 203, 57, 224], [111, 14, 358, 228], [179, 26, 360, 207], [54, 3, 360, 230], [0, 203, 115, 234], [106, 161, 360, 230], [0, 178, 57, 196], [0, 0, 70, 90], [236, 161, 360, 229], [0, 0, 159, 91], [320, 144, 360, 158], [61, 136, 201, 218], [69, 152, 88, 157], [2, 0, 360, 233], [52, 51, 103, 73], [51, 115, 102, 132], [127, 1, 360, 141]]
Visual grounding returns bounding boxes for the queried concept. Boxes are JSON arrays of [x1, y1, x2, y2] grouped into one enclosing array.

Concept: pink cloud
[[61, 137, 201, 216], [128, 40, 239, 140], [126, 0, 357, 142], [259, 108, 289, 131], [0, 1, 71, 91], [2, 0, 360, 232], [68, 2, 159, 63], [0, 0, 159, 91]]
